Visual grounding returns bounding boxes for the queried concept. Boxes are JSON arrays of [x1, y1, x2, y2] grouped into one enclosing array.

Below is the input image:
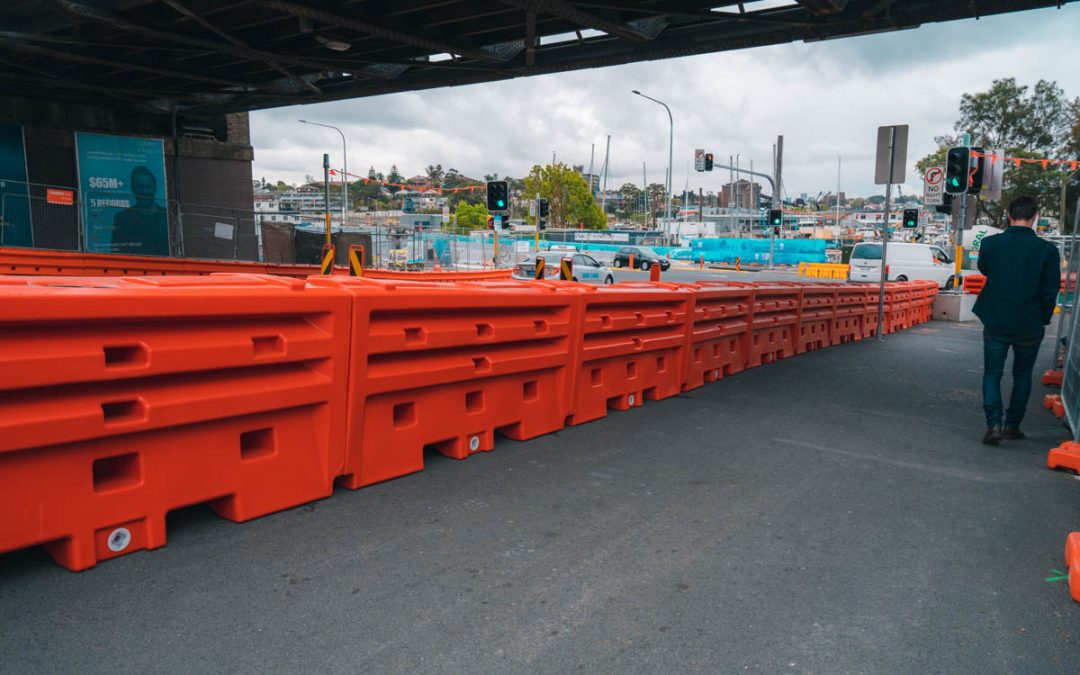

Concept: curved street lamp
[[632, 90, 673, 225], [299, 119, 348, 224]]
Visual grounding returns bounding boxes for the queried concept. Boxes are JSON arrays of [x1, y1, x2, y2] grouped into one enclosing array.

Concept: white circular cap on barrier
[[107, 527, 132, 552], [628, 394, 636, 406], [469, 436, 481, 452]]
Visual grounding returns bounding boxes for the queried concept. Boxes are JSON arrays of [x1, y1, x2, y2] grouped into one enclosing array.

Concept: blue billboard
[[0, 124, 31, 247], [76, 132, 169, 255]]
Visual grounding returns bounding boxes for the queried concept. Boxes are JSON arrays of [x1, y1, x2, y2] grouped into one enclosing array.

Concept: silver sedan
[[511, 253, 615, 284]]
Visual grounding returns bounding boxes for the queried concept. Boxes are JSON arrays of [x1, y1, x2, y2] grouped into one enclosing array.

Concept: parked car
[[847, 242, 955, 289], [611, 246, 671, 271], [511, 253, 614, 285]]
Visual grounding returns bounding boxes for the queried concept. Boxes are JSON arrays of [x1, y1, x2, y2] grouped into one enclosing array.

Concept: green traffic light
[[497, 200, 505, 207]]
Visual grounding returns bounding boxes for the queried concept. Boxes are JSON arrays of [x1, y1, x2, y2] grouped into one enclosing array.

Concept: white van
[[848, 242, 955, 289]]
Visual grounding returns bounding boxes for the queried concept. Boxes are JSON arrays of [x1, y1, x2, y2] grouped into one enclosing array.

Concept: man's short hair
[[1007, 195, 1039, 222]]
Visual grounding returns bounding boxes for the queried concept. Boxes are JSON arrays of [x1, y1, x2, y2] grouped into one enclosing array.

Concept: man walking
[[973, 195, 1060, 444]]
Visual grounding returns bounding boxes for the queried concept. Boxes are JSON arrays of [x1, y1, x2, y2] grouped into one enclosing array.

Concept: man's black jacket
[[973, 226, 1060, 338]]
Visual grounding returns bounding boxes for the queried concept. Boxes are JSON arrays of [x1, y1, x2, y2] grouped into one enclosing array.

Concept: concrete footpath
[[1, 320, 1078, 673]]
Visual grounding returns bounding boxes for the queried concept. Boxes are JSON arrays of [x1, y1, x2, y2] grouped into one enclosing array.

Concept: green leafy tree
[[425, 164, 444, 187], [618, 183, 643, 216], [453, 201, 488, 230], [917, 78, 1079, 227], [523, 163, 605, 229], [387, 165, 404, 185], [645, 183, 667, 218]]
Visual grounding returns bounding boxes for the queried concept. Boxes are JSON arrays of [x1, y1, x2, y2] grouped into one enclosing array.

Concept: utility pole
[[587, 143, 595, 196], [643, 161, 648, 227], [323, 153, 331, 247], [773, 135, 784, 270]]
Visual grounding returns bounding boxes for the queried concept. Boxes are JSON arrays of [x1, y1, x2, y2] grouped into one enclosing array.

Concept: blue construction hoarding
[[76, 131, 169, 255], [0, 124, 31, 247]]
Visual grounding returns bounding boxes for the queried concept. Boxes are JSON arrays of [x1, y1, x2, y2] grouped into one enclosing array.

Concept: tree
[[618, 183, 643, 217], [645, 183, 667, 219], [917, 78, 1079, 227], [425, 164, 444, 188], [387, 165, 403, 185], [453, 201, 488, 230], [522, 163, 605, 229], [275, 181, 290, 193]]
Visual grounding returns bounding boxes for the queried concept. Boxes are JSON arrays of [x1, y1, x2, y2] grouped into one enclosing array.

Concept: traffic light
[[486, 180, 509, 212], [945, 146, 970, 195], [935, 191, 954, 215], [902, 208, 918, 228], [704, 153, 714, 171], [486, 214, 494, 230], [968, 146, 985, 195], [537, 198, 549, 230], [768, 209, 782, 228]]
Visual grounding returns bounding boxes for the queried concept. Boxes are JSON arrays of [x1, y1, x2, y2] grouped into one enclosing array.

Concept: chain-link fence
[[1, 179, 264, 261], [1056, 197, 1080, 438]]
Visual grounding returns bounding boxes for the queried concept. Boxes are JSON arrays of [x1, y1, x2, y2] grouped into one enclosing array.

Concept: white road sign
[[923, 166, 944, 206], [694, 148, 705, 172]]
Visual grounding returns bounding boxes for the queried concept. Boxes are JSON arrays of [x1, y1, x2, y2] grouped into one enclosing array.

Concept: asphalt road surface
[[2, 320, 1078, 673]]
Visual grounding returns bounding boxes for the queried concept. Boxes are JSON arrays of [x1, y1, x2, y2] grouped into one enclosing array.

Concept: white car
[[848, 242, 955, 289], [511, 253, 614, 284]]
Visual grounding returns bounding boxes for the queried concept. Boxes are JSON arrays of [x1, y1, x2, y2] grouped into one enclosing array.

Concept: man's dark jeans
[[982, 330, 1043, 429]]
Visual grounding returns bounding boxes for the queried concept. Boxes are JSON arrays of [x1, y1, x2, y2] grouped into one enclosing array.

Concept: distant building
[[720, 180, 763, 209]]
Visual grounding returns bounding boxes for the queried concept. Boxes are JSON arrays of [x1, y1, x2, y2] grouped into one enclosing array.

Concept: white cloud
[[252, 4, 1080, 199]]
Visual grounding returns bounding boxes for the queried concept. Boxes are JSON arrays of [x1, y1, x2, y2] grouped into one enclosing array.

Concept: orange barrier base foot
[[1047, 442, 1080, 473], [1044, 394, 1065, 417], [1068, 532, 1080, 602], [1043, 369, 1064, 387]]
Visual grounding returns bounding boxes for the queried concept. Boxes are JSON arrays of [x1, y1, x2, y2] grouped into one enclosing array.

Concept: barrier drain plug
[[469, 436, 480, 453], [628, 394, 636, 407], [107, 527, 131, 552]]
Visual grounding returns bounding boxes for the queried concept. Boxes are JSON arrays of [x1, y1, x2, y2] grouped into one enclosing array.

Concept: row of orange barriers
[[0, 275, 937, 570], [0, 245, 511, 281]]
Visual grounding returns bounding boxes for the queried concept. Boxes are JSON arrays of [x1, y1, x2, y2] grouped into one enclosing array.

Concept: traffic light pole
[[877, 126, 897, 343], [953, 196, 968, 292], [709, 162, 777, 269]]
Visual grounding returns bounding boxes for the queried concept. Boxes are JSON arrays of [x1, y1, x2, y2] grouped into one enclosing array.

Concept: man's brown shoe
[[983, 427, 1003, 445], [1003, 428, 1026, 440]]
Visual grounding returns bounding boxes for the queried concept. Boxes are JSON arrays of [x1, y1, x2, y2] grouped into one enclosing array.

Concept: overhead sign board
[[923, 166, 944, 206], [694, 148, 705, 172], [874, 124, 909, 185]]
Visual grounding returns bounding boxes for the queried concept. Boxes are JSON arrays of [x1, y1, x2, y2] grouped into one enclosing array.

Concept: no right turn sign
[[923, 166, 944, 206]]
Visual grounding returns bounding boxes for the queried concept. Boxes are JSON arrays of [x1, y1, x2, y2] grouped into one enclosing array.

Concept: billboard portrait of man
[[112, 165, 168, 255], [77, 132, 170, 256]]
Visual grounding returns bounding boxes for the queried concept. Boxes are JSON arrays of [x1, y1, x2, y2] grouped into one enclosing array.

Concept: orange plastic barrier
[[745, 283, 799, 367], [680, 281, 753, 390], [556, 282, 693, 425], [1047, 441, 1080, 472], [306, 277, 577, 488], [1044, 394, 1065, 418], [1067, 532, 1080, 603], [1043, 369, 1064, 387], [785, 282, 836, 354], [963, 275, 986, 294], [0, 274, 350, 571], [833, 285, 869, 345], [0, 245, 511, 281]]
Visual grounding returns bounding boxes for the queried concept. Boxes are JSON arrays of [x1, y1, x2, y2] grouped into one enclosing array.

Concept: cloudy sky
[[251, 3, 1080, 200]]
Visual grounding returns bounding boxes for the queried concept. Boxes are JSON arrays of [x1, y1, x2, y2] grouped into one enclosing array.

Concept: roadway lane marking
[[773, 438, 1012, 484]]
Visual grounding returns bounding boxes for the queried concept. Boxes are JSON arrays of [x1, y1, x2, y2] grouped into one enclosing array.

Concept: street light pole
[[299, 119, 348, 225], [632, 90, 673, 226]]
